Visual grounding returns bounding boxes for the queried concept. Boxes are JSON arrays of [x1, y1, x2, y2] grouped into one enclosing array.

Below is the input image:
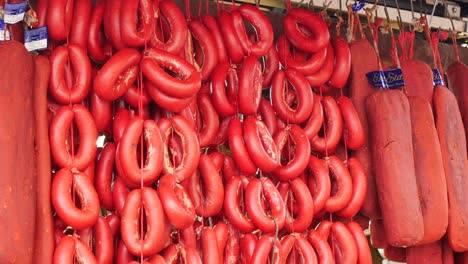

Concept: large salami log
[[447, 61, 468, 145], [366, 89, 424, 247], [408, 97, 448, 245], [401, 60, 434, 103], [433, 85, 468, 252], [32, 55, 54, 263], [348, 39, 380, 219], [406, 241, 443, 264], [0, 41, 36, 263]]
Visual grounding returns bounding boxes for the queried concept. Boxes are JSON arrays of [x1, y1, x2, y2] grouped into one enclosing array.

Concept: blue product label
[[0, 20, 10, 41], [432, 69, 444, 86], [24, 26, 48, 51], [366, 71, 388, 89], [4, 2, 28, 24], [352, 0, 366, 12], [384, 69, 405, 89]]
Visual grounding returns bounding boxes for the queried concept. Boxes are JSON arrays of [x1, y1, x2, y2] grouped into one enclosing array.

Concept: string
[[185, 0, 191, 21], [364, 7, 384, 71], [198, 0, 203, 18]]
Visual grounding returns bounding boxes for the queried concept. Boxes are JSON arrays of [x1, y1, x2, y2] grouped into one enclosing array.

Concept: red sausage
[[224, 223, 241, 264], [49, 44, 92, 104], [188, 19, 218, 82], [49, 105, 98, 170], [37, 0, 49, 27], [94, 216, 114, 264], [146, 79, 194, 112], [328, 36, 351, 89], [407, 241, 443, 264], [323, 156, 353, 213], [433, 86, 468, 252], [347, 221, 372, 264], [303, 94, 324, 141], [210, 62, 238, 117], [51, 168, 100, 230], [336, 157, 368, 218], [283, 8, 329, 53], [103, 0, 126, 50], [238, 56, 263, 115], [224, 176, 256, 233], [330, 222, 358, 264], [251, 235, 281, 264], [278, 178, 314, 233], [90, 89, 112, 135], [202, 14, 228, 63], [69, 0, 92, 49], [271, 69, 314, 124], [307, 155, 331, 214], [123, 84, 152, 108], [87, 1, 112, 63], [241, 234, 257, 264], [120, 187, 167, 256], [217, 10, 245, 64], [47, 0, 74, 41], [307, 230, 334, 264], [309, 96, 343, 153], [337, 96, 365, 150], [94, 48, 141, 101], [197, 94, 219, 147], [246, 177, 286, 233], [447, 61, 468, 143], [409, 97, 448, 245], [32, 55, 54, 264], [367, 90, 424, 246], [227, 117, 258, 175], [120, 0, 154, 47], [305, 43, 335, 88], [201, 227, 222, 264], [94, 142, 115, 211], [53, 236, 97, 264]]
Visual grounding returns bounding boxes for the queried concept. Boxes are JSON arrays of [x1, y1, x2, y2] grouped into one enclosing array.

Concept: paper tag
[[24, 26, 48, 51], [366, 71, 388, 89], [352, 0, 366, 12], [3, 2, 28, 24], [384, 69, 405, 89], [432, 69, 444, 86], [0, 20, 10, 41]]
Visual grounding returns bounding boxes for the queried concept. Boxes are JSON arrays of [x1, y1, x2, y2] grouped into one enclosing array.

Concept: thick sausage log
[[447, 61, 468, 144], [366, 90, 424, 246], [0, 41, 36, 263], [433, 85, 468, 252], [407, 241, 443, 264], [32, 55, 54, 263], [401, 60, 434, 103], [349, 39, 380, 219], [408, 97, 448, 245]]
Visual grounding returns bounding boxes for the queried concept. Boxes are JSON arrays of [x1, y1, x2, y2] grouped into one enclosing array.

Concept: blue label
[[366, 71, 388, 89], [384, 69, 405, 89], [4, 2, 28, 24], [432, 69, 444, 86], [0, 19, 10, 41], [24, 26, 48, 51], [352, 0, 366, 12], [0, 20, 3, 30]]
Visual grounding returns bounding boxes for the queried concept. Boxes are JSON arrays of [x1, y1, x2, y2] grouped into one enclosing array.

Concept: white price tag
[[0, 20, 10, 41], [4, 2, 28, 24], [24, 26, 47, 52]]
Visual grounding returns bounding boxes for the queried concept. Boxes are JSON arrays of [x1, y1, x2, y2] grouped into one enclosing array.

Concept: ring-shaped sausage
[[280, 234, 318, 264], [145, 79, 194, 112], [261, 41, 280, 89], [336, 157, 368, 218], [224, 176, 256, 233], [227, 117, 258, 175], [90, 90, 112, 135], [94, 216, 114, 264], [277, 34, 328, 75], [246, 177, 286, 233], [309, 96, 343, 153], [197, 94, 219, 147], [123, 85, 152, 108], [271, 68, 314, 124], [88, 1, 112, 63], [157, 173, 196, 229], [158, 115, 201, 182], [278, 178, 314, 233], [50, 105, 98, 170], [305, 43, 335, 88], [323, 156, 353, 213], [141, 48, 201, 98], [328, 36, 351, 89], [53, 236, 97, 264], [95, 142, 116, 210], [149, 0, 187, 54], [120, 187, 167, 257], [188, 19, 218, 82], [201, 227, 222, 264], [307, 230, 334, 264], [120, 0, 155, 47], [202, 14, 228, 63], [47, 0, 73, 41], [303, 94, 324, 140], [187, 155, 224, 217], [307, 155, 331, 214], [118, 117, 163, 187], [273, 125, 310, 181], [162, 244, 203, 264], [330, 222, 359, 264], [232, 4, 274, 57], [51, 168, 100, 230], [238, 56, 263, 115], [50, 44, 92, 104], [258, 98, 278, 135], [243, 116, 280, 172], [283, 8, 330, 53], [211, 62, 238, 117], [103, 0, 126, 50], [337, 96, 365, 150], [250, 235, 281, 264], [347, 221, 373, 264], [218, 10, 245, 64], [94, 48, 141, 101]]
